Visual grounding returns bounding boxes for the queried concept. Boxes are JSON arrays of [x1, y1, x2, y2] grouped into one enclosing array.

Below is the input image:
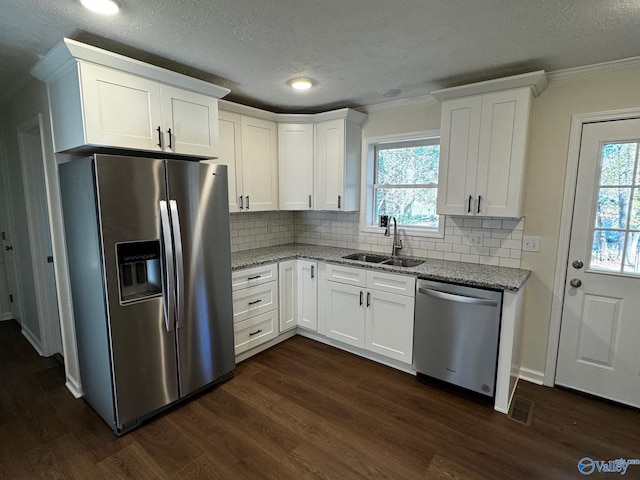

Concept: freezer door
[[166, 161, 235, 396], [94, 155, 179, 429]]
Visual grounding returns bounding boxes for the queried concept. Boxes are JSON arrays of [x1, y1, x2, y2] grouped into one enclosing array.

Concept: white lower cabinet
[[279, 259, 318, 333], [297, 260, 318, 330], [325, 265, 415, 364], [234, 310, 278, 355], [365, 289, 414, 363], [232, 264, 279, 355], [279, 260, 297, 332], [327, 282, 365, 347]]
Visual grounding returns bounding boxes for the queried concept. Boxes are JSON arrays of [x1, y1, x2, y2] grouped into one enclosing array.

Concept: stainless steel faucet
[[384, 216, 403, 256]]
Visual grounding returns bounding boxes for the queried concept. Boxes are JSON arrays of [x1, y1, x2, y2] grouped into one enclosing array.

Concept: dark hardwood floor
[[1, 318, 638, 479]]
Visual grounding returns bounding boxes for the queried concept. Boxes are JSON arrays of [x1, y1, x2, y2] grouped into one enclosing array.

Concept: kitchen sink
[[381, 258, 423, 268], [342, 253, 388, 263], [342, 253, 423, 268]]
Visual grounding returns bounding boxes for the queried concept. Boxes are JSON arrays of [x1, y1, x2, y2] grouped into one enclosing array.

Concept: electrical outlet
[[469, 233, 483, 246], [522, 235, 541, 252]]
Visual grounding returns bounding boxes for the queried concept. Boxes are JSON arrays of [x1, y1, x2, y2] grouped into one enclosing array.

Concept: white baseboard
[[519, 367, 545, 385], [0, 312, 13, 321], [65, 376, 83, 398], [21, 326, 44, 356]]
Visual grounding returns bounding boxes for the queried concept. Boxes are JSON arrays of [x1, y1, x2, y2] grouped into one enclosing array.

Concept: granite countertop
[[231, 244, 531, 292]]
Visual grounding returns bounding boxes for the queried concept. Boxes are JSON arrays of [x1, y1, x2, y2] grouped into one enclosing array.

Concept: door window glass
[[590, 141, 640, 273]]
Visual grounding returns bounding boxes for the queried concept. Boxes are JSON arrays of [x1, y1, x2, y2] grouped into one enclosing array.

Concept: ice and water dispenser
[[116, 241, 162, 303]]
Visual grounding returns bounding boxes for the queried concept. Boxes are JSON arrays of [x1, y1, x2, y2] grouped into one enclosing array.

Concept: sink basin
[[342, 253, 388, 263], [381, 258, 423, 268], [342, 253, 423, 268]]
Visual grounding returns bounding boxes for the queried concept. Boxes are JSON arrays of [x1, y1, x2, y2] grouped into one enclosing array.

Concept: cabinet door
[[278, 260, 297, 333], [365, 289, 414, 363], [436, 96, 482, 215], [211, 110, 243, 212], [278, 123, 314, 210], [297, 260, 317, 331], [80, 62, 163, 152], [241, 116, 278, 211], [326, 282, 365, 348], [475, 89, 532, 217], [161, 85, 219, 158], [315, 119, 345, 210]]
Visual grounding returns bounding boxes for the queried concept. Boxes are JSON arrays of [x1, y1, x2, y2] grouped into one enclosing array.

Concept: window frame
[[360, 130, 444, 238]]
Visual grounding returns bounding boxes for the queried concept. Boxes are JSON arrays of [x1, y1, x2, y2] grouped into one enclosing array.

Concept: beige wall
[[520, 66, 640, 374]]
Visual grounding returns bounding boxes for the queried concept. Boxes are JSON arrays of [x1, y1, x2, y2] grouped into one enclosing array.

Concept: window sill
[[361, 225, 444, 239]]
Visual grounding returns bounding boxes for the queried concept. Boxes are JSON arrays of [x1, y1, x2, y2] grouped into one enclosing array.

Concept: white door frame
[[16, 114, 62, 356], [544, 106, 640, 386], [0, 133, 20, 322]]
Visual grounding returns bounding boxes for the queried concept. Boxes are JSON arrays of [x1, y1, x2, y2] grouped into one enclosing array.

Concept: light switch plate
[[522, 235, 541, 252]]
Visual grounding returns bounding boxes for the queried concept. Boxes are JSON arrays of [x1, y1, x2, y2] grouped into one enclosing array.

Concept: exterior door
[[166, 161, 235, 396], [556, 119, 640, 408]]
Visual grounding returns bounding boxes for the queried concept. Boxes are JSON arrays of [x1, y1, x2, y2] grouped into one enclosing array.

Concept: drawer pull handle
[[249, 329, 263, 337], [248, 299, 262, 305], [247, 275, 262, 280]]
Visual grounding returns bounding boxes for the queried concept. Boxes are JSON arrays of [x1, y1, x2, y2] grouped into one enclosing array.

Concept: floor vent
[[508, 396, 534, 425]]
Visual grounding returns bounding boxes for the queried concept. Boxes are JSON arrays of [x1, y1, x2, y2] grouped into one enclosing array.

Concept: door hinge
[[47, 256, 54, 264], [9, 294, 14, 303], [1, 231, 5, 241]]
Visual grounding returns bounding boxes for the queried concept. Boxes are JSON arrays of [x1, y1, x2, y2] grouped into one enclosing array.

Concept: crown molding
[[358, 94, 438, 114], [547, 56, 640, 83]]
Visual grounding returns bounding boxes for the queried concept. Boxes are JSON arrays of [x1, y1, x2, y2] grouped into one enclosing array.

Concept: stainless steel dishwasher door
[[413, 279, 503, 398]]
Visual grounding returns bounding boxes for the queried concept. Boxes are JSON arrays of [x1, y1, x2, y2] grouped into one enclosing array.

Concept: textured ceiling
[[1, 0, 640, 112]]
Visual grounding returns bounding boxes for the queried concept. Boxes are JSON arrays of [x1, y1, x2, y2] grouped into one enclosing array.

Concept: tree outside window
[[591, 141, 640, 273], [374, 138, 440, 230]]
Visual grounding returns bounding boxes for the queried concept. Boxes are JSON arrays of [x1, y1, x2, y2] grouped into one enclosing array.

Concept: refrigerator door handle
[[159, 201, 176, 332], [169, 200, 186, 329]]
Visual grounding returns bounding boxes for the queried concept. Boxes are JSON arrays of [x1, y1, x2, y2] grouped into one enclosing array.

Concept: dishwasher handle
[[418, 286, 498, 307]]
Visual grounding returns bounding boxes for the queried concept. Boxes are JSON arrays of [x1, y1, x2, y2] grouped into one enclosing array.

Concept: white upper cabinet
[[214, 110, 243, 212], [240, 116, 279, 212], [213, 110, 278, 212], [31, 38, 228, 157], [314, 111, 366, 211], [433, 71, 547, 218], [278, 123, 314, 210], [216, 102, 366, 213], [160, 84, 220, 158]]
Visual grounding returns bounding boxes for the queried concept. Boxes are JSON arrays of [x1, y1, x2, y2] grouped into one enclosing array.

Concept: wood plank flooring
[[1, 319, 638, 479]]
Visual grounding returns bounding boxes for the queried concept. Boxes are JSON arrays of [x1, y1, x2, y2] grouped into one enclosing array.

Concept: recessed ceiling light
[[81, 0, 119, 15], [290, 78, 313, 90]]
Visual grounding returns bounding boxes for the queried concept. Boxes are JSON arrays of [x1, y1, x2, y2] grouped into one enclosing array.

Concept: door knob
[[572, 260, 584, 269], [569, 278, 582, 288], [5, 245, 12, 251]]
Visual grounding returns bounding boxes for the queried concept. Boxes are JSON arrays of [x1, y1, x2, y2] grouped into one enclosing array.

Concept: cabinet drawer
[[234, 310, 278, 355], [232, 281, 278, 323], [326, 263, 366, 286], [366, 270, 415, 297], [232, 263, 278, 291]]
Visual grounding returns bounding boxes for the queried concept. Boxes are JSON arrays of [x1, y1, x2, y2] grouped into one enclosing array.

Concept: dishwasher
[[413, 279, 502, 398]]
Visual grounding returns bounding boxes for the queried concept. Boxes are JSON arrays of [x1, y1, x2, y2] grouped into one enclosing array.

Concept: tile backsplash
[[230, 211, 524, 268], [229, 211, 295, 252]]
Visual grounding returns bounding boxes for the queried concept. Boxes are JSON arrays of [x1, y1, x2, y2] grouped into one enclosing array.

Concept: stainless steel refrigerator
[[59, 154, 235, 435]]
